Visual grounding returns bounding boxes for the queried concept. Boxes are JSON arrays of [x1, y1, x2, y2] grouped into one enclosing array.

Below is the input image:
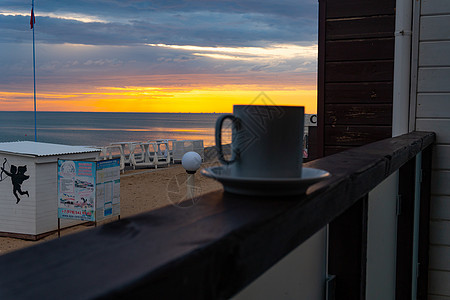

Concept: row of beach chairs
[[97, 139, 204, 173]]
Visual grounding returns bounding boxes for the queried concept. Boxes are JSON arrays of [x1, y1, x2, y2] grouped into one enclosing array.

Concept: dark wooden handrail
[[0, 132, 435, 300]]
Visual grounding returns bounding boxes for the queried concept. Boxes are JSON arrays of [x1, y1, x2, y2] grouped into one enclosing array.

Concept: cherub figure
[[1, 165, 30, 204]]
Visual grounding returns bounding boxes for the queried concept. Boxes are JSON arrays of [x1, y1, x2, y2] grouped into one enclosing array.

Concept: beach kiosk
[[57, 157, 121, 228], [0, 141, 101, 240]]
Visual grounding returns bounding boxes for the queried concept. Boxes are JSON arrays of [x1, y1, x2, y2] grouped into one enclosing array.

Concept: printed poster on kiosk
[[58, 160, 96, 221], [96, 159, 120, 221]]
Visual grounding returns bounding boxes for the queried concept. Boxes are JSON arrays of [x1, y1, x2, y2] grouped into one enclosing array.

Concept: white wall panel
[[418, 68, 450, 93], [430, 221, 450, 246], [419, 42, 450, 66], [417, 94, 450, 118], [416, 119, 450, 144], [421, 0, 450, 15], [420, 15, 450, 41], [431, 171, 450, 195], [429, 270, 450, 296], [431, 196, 450, 220]]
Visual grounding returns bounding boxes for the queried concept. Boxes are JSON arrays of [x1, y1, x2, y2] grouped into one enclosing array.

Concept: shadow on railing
[[0, 131, 435, 300]]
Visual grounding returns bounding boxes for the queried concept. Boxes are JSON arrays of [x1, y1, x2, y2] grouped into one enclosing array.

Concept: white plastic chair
[[98, 145, 125, 173], [173, 140, 204, 163], [130, 142, 153, 169]]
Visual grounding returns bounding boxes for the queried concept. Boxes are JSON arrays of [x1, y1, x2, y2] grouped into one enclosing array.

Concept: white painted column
[[366, 172, 399, 300], [392, 0, 413, 137]]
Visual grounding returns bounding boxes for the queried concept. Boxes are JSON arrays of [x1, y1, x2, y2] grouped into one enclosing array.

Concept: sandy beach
[[0, 162, 223, 256]]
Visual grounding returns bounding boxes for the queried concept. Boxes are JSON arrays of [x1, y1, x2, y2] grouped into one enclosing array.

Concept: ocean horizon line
[[0, 111, 226, 114]]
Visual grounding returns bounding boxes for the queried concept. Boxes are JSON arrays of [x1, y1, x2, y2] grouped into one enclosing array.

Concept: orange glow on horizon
[[0, 83, 317, 114]]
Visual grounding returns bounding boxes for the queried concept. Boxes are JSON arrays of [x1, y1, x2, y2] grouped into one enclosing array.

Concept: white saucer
[[200, 166, 331, 196]]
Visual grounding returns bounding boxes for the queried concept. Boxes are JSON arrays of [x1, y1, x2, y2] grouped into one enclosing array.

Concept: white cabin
[[0, 141, 100, 240]]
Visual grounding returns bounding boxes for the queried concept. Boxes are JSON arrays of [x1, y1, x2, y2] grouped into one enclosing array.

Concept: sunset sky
[[0, 0, 318, 113]]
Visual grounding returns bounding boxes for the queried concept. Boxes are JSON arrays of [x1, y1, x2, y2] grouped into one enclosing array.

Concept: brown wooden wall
[[317, 0, 396, 157]]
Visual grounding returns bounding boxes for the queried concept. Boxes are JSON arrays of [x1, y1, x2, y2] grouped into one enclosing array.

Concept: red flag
[[30, 8, 35, 29]]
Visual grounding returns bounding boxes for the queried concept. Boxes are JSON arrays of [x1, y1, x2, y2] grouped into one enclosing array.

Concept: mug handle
[[215, 114, 238, 165]]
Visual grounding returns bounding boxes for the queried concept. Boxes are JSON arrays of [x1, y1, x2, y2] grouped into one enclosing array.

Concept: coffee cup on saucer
[[215, 105, 304, 179]]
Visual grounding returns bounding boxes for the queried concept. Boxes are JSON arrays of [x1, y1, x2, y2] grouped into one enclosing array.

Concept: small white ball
[[182, 151, 202, 172]]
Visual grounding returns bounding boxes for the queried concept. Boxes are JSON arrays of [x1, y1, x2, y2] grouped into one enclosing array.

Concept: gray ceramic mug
[[215, 105, 304, 178]]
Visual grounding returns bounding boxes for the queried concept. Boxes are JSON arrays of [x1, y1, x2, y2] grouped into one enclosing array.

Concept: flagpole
[[32, 0, 37, 142]]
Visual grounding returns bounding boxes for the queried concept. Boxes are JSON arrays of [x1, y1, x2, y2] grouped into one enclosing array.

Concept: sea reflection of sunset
[[0, 111, 224, 147]]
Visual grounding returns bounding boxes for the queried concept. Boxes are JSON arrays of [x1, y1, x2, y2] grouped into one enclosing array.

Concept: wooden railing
[[0, 131, 435, 299]]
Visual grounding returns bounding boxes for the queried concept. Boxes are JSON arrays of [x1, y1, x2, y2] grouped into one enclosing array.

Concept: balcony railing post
[[395, 147, 432, 300], [328, 194, 368, 300], [396, 157, 416, 298], [412, 152, 422, 299], [417, 146, 432, 299]]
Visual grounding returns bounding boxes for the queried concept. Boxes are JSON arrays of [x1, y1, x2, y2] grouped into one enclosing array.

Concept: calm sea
[[0, 111, 221, 147]]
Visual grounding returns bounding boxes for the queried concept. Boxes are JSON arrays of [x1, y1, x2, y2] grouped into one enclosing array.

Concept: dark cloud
[[27, 0, 316, 19], [0, 0, 317, 46]]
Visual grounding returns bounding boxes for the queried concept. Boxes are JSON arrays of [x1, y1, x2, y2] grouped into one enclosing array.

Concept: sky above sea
[[0, 1, 318, 113]]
